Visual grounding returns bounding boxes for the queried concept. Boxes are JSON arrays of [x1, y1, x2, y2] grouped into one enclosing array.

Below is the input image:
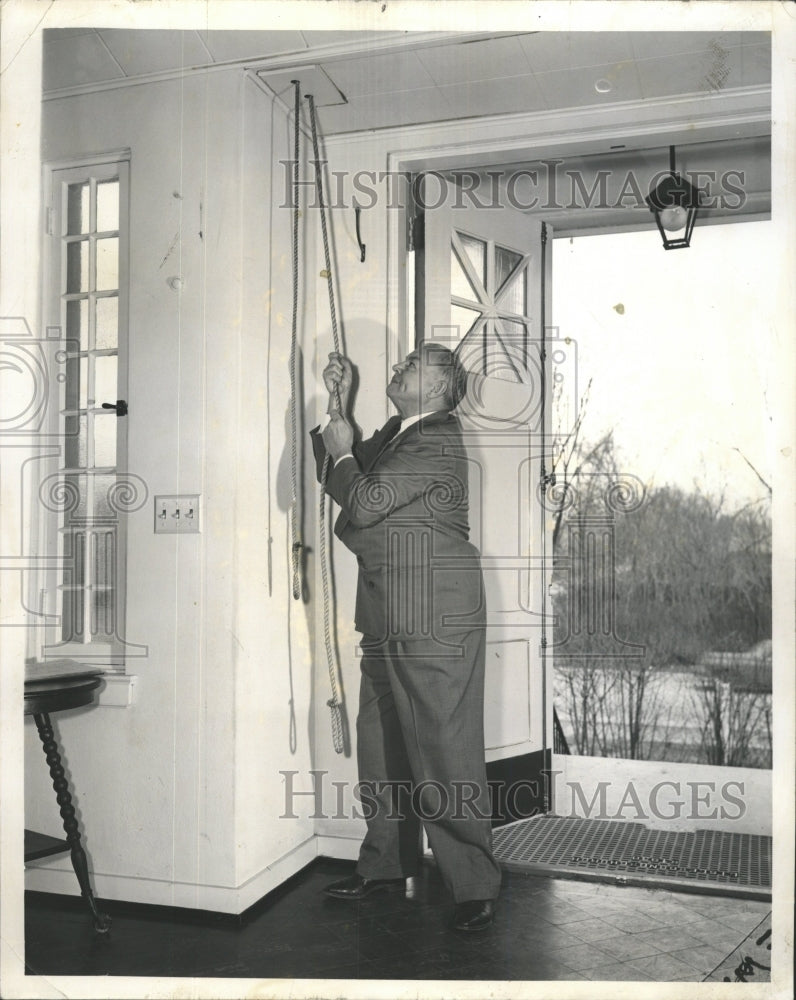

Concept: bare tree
[[552, 434, 772, 768]]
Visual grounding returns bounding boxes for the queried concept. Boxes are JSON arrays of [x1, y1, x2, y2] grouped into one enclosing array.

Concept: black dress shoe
[[324, 873, 406, 900], [453, 899, 495, 931]]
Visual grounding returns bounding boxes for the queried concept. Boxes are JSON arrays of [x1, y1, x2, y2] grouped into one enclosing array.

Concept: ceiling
[[42, 29, 771, 136], [41, 29, 772, 234]]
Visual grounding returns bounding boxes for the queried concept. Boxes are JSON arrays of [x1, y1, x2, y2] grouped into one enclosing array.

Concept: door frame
[[380, 87, 770, 817]]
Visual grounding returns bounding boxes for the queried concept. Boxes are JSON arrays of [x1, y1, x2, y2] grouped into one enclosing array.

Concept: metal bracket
[[354, 206, 366, 262]]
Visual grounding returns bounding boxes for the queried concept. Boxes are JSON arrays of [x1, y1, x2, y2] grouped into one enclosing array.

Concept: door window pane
[[92, 474, 117, 519], [64, 357, 82, 411], [66, 241, 89, 293], [94, 355, 118, 406], [91, 588, 115, 638], [96, 237, 119, 291], [66, 299, 89, 351], [94, 414, 117, 468], [458, 233, 486, 289], [451, 247, 480, 302], [96, 180, 119, 233], [450, 303, 482, 341], [67, 183, 89, 235], [496, 246, 522, 294], [61, 473, 88, 521], [66, 415, 88, 467], [498, 267, 527, 316], [95, 296, 118, 350]]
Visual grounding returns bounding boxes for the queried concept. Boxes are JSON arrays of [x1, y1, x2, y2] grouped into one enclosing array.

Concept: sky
[[552, 220, 776, 511]]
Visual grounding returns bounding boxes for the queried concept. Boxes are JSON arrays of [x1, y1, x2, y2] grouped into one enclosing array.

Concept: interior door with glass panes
[[41, 158, 129, 665], [416, 174, 555, 821]]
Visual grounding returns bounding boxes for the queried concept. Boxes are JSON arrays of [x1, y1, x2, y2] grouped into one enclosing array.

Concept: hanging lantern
[[645, 145, 702, 250]]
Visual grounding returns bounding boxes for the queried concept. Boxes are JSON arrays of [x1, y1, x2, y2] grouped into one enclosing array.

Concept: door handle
[[101, 400, 128, 417]]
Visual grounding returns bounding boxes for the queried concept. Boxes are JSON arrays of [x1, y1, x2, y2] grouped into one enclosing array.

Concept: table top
[[24, 670, 104, 716]]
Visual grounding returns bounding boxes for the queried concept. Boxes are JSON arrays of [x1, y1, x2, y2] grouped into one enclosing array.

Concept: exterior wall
[[24, 68, 316, 911]]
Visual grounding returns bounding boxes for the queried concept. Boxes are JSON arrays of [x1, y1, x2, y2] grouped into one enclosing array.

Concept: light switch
[[154, 494, 200, 533]]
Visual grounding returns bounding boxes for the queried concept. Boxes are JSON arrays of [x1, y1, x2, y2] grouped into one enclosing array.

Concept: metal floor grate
[[493, 816, 771, 898]]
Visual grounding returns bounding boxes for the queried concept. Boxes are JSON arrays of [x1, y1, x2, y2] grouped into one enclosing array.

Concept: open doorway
[[548, 222, 773, 830]]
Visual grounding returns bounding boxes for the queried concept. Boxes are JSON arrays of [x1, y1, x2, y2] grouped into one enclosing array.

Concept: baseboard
[[24, 834, 320, 915]]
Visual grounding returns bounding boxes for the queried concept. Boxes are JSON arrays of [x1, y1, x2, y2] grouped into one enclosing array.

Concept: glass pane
[[64, 356, 81, 411], [496, 246, 522, 294], [498, 268, 527, 317], [79, 357, 88, 408], [61, 528, 86, 641], [92, 474, 117, 519], [59, 473, 88, 522], [497, 317, 526, 344], [61, 585, 84, 642], [67, 182, 89, 235], [94, 414, 117, 468], [457, 233, 486, 288], [96, 180, 119, 233], [66, 299, 89, 351], [64, 414, 87, 467], [96, 237, 119, 291], [96, 296, 118, 350], [90, 530, 116, 637], [487, 319, 523, 382], [450, 304, 481, 342], [91, 530, 115, 586], [451, 247, 479, 302], [66, 240, 88, 293], [496, 319, 532, 381], [91, 588, 115, 638], [94, 355, 118, 407]]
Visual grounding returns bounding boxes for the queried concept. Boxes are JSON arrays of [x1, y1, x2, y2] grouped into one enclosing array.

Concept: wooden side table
[[25, 671, 111, 933]]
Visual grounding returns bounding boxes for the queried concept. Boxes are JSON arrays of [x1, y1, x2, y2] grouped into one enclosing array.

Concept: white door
[[416, 175, 559, 818]]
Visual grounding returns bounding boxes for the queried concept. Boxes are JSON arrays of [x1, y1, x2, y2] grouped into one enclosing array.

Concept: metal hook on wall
[[354, 206, 366, 262]]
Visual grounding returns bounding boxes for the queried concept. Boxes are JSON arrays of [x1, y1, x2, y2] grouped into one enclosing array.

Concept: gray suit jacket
[[311, 411, 485, 643]]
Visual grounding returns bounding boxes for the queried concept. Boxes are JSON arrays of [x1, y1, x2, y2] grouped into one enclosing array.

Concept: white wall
[[24, 69, 316, 912]]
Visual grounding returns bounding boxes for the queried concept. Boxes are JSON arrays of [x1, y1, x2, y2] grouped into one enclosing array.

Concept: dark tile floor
[[25, 857, 770, 983]]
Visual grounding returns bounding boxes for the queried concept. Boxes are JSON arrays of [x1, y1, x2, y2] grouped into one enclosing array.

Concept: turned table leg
[[33, 712, 111, 933]]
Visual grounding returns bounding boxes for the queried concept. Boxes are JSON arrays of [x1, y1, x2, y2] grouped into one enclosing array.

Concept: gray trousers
[[355, 629, 502, 903]]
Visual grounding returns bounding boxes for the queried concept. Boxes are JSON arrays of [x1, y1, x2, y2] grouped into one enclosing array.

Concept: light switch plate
[[154, 494, 200, 533]]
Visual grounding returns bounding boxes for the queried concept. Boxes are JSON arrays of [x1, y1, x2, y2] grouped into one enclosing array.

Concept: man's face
[[386, 348, 446, 416]]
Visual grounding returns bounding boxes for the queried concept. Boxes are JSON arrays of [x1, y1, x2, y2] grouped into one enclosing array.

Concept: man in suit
[[310, 341, 501, 932]]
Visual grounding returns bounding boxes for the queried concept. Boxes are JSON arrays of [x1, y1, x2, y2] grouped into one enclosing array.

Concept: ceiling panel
[[628, 30, 747, 61], [199, 30, 308, 63], [324, 51, 437, 98], [519, 32, 635, 74], [636, 48, 744, 101], [741, 43, 772, 86], [438, 74, 547, 120], [416, 36, 533, 87], [534, 61, 643, 111], [100, 30, 211, 76], [258, 67, 345, 108], [43, 31, 127, 92], [317, 86, 450, 134]]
